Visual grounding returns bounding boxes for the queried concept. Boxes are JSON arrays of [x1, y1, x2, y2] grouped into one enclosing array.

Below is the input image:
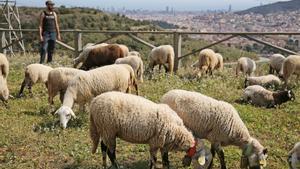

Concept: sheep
[[149, 45, 174, 74], [269, 54, 285, 74], [73, 43, 108, 68], [243, 85, 295, 107], [236, 57, 256, 77], [244, 74, 282, 88], [17, 64, 53, 97], [47, 67, 85, 105], [0, 75, 9, 107], [79, 44, 125, 70], [161, 89, 268, 169], [0, 53, 9, 78], [288, 142, 300, 169], [197, 49, 218, 76], [280, 55, 300, 86], [116, 44, 129, 56], [54, 64, 138, 128], [128, 51, 141, 57], [215, 53, 224, 70], [89, 91, 201, 169], [115, 55, 144, 83]]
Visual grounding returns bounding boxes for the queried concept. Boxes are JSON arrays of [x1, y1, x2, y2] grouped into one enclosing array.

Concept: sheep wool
[[236, 57, 256, 77], [197, 49, 218, 75], [245, 74, 282, 88], [149, 45, 175, 74], [47, 67, 85, 104], [128, 51, 141, 57], [115, 55, 144, 83], [215, 53, 224, 70], [281, 55, 300, 86], [89, 91, 197, 168], [269, 54, 285, 74], [116, 44, 129, 56], [0, 75, 9, 103], [288, 142, 300, 169], [0, 53, 9, 78]]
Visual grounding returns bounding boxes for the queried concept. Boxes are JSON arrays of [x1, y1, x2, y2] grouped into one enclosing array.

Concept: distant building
[[228, 4, 232, 12]]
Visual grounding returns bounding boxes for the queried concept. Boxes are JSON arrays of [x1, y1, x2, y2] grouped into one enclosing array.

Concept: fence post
[[1, 31, 6, 54], [173, 32, 182, 72], [74, 30, 82, 57]]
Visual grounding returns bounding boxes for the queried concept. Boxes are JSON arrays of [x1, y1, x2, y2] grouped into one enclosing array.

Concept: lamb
[[115, 55, 144, 83], [236, 57, 256, 77], [54, 64, 138, 128], [243, 85, 295, 107], [128, 51, 141, 57], [0, 53, 9, 78], [197, 49, 218, 76], [288, 142, 300, 169], [244, 74, 282, 88], [73, 43, 108, 68], [79, 44, 125, 70], [17, 64, 53, 97], [149, 45, 174, 74], [269, 54, 285, 74], [89, 91, 201, 169], [47, 67, 85, 105], [215, 53, 224, 70], [280, 55, 300, 86], [161, 89, 268, 169]]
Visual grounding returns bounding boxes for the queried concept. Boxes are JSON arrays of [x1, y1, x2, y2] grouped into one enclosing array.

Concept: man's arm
[[39, 12, 44, 41], [54, 12, 61, 41]]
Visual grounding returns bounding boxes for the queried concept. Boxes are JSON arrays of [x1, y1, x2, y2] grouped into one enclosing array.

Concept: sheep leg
[[163, 64, 168, 73], [215, 144, 226, 169], [149, 147, 158, 169], [17, 79, 27, 97], [100, 141, 108, 169], [160, 149, 170, 169], [59, 91, 65, 104], [208, 145, 216, 169], [106, 139, 119, 169]]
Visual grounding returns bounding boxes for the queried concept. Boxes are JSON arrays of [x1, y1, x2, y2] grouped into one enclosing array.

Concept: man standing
[[39, 0, 61, 64]]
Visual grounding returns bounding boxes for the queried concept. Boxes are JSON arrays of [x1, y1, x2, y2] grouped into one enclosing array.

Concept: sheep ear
[[197, 154, 206, 166], [263, 148, 268, 155], [69, 108, 76, 119]]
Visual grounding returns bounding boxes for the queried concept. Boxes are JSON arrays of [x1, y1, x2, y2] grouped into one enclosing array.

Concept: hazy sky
[[16, 0, 290, 11]]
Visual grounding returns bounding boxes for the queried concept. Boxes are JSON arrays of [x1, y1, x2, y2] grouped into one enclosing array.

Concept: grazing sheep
[[280, 55, 300, 86], [0, 75, 9, 106], [236, 57, 256, 77], [89, 92, 199, 169], [128, 51, 141, 57], [47, 67, 84, 105], [80, 44, 125, 70], [243, 85, 295, 107], [73, 43, 108, 68], [288, 142, 300, 169], [115, 55, 144, 83], [54, 64, 138, 128], [215, 53, 224, 70], [17, 64, 53, 97], [244, 75, 282, 88], [269, 54, 285, 74], [0, 53, 9, 78], [197, 49, 218, 76], [149, 45, 174, 74], [161, 89, 268, 169]]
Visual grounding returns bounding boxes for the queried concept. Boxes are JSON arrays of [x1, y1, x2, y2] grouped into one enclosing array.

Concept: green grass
[[0, 53, 299, 169]]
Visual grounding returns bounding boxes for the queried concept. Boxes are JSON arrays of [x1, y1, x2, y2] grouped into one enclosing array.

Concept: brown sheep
[[80, 44, 125, 70]]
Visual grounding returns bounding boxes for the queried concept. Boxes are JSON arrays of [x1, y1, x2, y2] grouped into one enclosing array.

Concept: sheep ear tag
[[197, 155, 206, 166], [259, 159, 267, 167]]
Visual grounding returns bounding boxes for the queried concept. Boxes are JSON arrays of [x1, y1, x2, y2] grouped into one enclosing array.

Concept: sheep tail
[[168, 52, 174, 74], [90, 114, 100, 154]]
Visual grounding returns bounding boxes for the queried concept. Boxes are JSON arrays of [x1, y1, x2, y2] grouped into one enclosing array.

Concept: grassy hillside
[[0, 54, 299, 169]]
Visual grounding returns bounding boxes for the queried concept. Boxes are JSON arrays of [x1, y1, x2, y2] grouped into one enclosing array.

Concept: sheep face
[[241, 141, 268, 169], [54, 106, 76, 129], [182, 141, 198, 167]]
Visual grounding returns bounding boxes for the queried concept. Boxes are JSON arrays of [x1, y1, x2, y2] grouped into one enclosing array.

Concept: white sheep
[[288, 142, 300, 169], [89, 91, 200, 169], [280, 55, 300, 86], [244, 74, 282, 88], [128, 51, 141, 57], [17, 64, 53, 97], [0, 53, 9, 78], [196, 49, 218, 76], [47, 67, 85, 105], [149, 45, 174, 74], [73, 43, 108, 68], [269, 54, 285, 74], [236, 57, 256, 77], [115, 55, 144, 83], [215, 53, 224, 70], [161, 89, 268, 169], [54, 64, 138, 128], [243, 85, 295, 107]]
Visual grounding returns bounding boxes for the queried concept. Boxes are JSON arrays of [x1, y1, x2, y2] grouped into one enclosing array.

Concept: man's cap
[[45, 1, 55, 5]]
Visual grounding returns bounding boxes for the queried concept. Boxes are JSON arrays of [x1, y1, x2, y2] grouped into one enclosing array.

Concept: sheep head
[[54, 106, 76, 129], [182, 140, 198, 167]]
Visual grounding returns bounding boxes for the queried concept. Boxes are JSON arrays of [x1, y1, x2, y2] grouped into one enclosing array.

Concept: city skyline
[[16, 0, 290, 11]]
